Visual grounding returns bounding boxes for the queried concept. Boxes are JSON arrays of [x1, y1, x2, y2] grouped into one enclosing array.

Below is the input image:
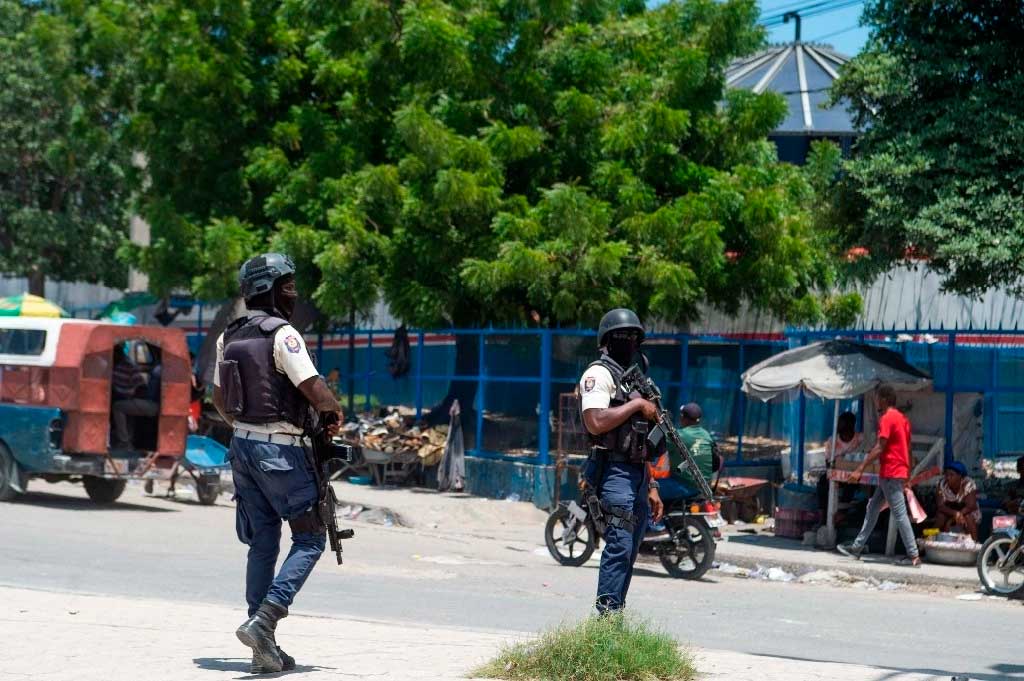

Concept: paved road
[[2, 483, 1022, 681]]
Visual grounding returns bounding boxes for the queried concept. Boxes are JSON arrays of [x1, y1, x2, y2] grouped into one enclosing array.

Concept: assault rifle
[[312, 412, 355, 564], [619, 362, 716, 501]]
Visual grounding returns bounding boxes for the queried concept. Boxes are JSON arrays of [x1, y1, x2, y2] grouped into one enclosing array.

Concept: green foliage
[[128, 0, 854, 327], [831, 1, 1024, 296], [472, 612, 696, 681], [0, 0, 139, 292]]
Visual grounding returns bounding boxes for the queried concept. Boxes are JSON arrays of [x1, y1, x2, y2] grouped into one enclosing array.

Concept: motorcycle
[[544, 495, 724, 580], [977, 501, 1024, 597]]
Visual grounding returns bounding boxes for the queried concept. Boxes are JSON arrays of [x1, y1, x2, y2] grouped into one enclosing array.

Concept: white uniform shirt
[[214, 312, 319, 435], [579, 364, 616, 413]]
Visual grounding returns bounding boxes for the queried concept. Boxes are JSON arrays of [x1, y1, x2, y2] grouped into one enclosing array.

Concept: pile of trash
[[714, 563, 905, 592], [341, 409, 449, 467]]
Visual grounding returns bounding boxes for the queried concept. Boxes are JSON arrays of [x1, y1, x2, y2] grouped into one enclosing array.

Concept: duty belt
[[592, 447, 644, 465], [233, 428, 310, 448]]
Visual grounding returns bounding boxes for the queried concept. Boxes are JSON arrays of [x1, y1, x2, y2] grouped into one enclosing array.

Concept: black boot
[[252, 646, 295, 674], [236, 600, 287, 673]]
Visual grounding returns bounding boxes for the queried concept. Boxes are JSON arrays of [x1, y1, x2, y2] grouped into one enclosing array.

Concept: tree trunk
[[196, 297, 246, 384], [27, 269, 45, 297], [347, 307, 356, 419], [424, 333, 479, 436]]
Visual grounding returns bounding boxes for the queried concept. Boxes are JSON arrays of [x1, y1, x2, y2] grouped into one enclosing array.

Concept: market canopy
[[741, 340, 932, 402], [0, 293, 67, 318]]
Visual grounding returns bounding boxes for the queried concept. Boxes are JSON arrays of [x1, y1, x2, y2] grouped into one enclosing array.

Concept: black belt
[[591, 447, 644, 465]]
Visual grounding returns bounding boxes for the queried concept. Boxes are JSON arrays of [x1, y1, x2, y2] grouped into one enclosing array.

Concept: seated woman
[[824, 411, 864, 461], [935, 462, 981, 541], [817, 411, 865, 516]]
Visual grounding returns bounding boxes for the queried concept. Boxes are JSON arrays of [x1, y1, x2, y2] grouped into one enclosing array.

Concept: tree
[[831, 0, 1024, 296], [131, 0, 854, 323], [129, 0, 859, 414], [0, 0, 139, 296]]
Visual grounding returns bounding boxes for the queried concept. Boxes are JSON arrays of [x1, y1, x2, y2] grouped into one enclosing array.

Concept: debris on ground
[[715, 562, 751, 577], [749, 565, 796, 582], [337, 503, 399, 527], [341, 409, 449, 466], [957, 593, 983, 601], [796, 569, 854, 585]]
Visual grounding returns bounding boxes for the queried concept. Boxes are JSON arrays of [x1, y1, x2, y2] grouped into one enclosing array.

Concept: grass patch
[[470, 612, 695, 681]]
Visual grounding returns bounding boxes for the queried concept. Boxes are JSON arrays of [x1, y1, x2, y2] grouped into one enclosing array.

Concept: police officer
[[212, 253, 343, 674], [579, 308, 664, 614]]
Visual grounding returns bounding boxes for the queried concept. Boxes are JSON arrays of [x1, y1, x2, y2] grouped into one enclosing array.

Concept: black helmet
[[597, 308, 645, 348], [238, 253, 296, 300]]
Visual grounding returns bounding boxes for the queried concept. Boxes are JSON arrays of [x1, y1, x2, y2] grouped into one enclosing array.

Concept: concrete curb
[[712, 547, 977, 590]]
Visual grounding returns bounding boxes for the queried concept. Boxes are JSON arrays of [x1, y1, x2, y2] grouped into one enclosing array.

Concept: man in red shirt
[[837, 384, 921, 567]]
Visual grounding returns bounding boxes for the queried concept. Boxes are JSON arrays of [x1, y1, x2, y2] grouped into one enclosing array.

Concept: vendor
[[817, 411, 865, 518], [825, 411, 863, 461], [935, 461, 981, 541], [1002, 456, 1024, 513]]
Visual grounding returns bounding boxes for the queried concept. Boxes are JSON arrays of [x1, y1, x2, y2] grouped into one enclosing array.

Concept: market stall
[[741, 340, 934, 548]]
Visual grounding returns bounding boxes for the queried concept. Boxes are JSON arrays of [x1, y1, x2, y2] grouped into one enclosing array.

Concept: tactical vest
[[218, 314, 311, 429], [583, 354, 648, 464]]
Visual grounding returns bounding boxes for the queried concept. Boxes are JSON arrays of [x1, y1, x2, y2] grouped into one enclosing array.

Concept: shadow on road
[[193, 657, 334, 678], [630, 564, 720, 584], [748, 651, 1024, 681], [725, 533, 815, 553], [14, 491, 178, 513]]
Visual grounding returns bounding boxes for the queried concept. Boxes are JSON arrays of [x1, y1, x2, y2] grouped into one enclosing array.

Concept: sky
[[760, 1, 871, 56]]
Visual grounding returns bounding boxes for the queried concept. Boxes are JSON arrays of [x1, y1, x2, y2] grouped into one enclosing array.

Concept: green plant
[[471, 613, 695, 681]]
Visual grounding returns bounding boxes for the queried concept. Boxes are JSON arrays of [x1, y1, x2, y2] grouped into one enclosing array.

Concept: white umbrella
[[741, 340, 933, 546], [742, 340, 932, 402]]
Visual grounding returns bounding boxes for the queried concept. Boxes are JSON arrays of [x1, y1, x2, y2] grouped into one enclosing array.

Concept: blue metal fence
[[64, 300, 1024, 471], [314, 326, 1024, 471]]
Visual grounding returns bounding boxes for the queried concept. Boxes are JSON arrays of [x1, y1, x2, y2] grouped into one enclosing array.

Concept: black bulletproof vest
[[219, 314, 311, 429], [584, 354, 639, 457]]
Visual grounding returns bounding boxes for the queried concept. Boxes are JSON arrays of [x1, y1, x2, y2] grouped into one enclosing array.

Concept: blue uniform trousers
[[594, 460, 649, 614], [228, 436, 326, 617]]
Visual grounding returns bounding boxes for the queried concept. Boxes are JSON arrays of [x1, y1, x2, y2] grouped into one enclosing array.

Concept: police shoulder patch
[[283, 335, 302, 353], [584, 376, 596, 392]]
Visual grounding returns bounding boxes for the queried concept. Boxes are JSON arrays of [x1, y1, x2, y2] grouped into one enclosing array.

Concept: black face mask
[[271, 278, 298, 321], [275, 291, 296, 321], [606, 336, 638, 367]]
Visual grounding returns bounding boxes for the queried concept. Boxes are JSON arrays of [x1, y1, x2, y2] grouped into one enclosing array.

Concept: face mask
[[272, 278, 298, 321], [606, 336, 638, 366]]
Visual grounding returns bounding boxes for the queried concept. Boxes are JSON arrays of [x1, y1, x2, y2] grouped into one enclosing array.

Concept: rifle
[[312, 412, 355, 564], [619, 363, 716, 501]]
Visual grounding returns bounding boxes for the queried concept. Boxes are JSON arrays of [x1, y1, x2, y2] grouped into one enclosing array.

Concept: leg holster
[[288, 506, 323, 534], [600, 501, 637, 534]]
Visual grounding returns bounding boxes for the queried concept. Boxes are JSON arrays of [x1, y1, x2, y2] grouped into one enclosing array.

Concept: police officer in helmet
[[212, 253, 343, 673], [579, 308, 664, 614]]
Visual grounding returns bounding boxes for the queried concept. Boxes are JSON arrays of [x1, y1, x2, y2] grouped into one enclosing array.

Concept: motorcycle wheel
[[659, 517, 715, 580], [545, 505, 597, 567], [977, 532, 1024, 597]]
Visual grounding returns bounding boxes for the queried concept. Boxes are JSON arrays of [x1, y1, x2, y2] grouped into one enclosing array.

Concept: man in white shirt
[[579, 308, 662, 614], [212, 253, 342, 674]]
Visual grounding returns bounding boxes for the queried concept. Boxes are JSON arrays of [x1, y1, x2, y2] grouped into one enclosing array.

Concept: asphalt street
[[2, 482, 1022, 681]]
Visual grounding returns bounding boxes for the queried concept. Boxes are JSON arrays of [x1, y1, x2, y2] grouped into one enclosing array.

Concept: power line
[[807, 23, 862, 42], [759, 0, 825, 18], [764, 1, 863, 27], [761, 0, 864, 27], [762, 0, 850, 23]]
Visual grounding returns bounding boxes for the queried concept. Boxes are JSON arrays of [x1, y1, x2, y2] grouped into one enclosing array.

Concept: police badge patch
[[584, 376, 595, 392], [283, 335, 302, 353]]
